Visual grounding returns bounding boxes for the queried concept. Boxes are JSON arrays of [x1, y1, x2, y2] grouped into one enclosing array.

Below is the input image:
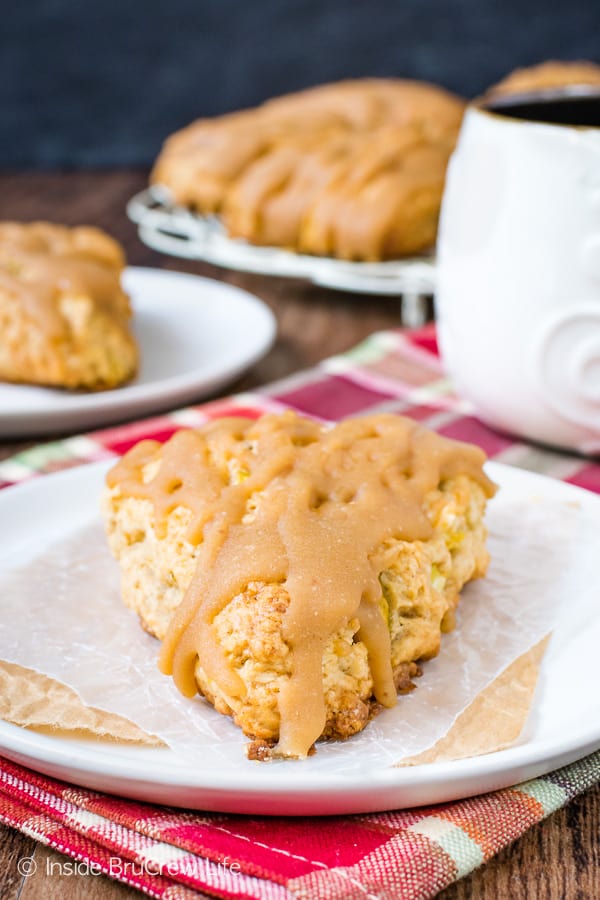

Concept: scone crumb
[[246, 738, 318, 761], [246, 738, 275, 762], [394, 661, 423, 694]]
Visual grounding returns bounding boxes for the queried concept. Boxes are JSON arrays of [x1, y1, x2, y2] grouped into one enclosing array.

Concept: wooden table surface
[[0, 170, 598, 900]]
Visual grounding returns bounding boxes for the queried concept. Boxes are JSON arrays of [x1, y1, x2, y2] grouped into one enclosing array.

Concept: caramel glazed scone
[[102, 412, 496, 760], [0, 222, 138, 390], [151, 79, 466, 260]]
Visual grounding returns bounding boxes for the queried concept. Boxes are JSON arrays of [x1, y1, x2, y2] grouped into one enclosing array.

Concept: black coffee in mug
[[484, 90, 600, 127]]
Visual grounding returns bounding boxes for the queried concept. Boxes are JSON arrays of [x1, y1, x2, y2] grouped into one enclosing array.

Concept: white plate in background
[[0, 267, 276, 438]]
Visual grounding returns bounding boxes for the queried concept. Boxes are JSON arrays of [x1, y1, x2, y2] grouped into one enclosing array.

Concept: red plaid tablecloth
[[0, 324, 599, 899]]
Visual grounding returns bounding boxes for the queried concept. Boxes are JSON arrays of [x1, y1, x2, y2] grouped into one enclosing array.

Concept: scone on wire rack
[[0, 221, 138, 391], [102, 411, 496, 760], [151, 79, 466, 261]]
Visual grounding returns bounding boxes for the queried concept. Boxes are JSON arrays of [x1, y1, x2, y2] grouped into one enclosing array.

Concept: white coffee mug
[[436, 92, 600, 456]]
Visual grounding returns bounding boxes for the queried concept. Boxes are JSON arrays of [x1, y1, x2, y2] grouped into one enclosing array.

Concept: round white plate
[[128, 188, 436, 307], [0, 267, 276, 438], [0, 461, 599, 815]]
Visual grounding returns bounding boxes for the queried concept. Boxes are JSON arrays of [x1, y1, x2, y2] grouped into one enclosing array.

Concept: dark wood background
[[0, 170, 598, 899], [5, 2, 600, 168]]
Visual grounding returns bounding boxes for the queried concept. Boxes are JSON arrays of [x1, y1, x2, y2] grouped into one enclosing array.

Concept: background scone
[[151, 79, 466, 260], [488, 60, 600, 98], [0, 222, 138, 390], [103, 412, 496, 759]]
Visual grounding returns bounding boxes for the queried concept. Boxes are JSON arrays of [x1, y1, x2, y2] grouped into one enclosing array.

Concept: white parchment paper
[[0, 468, 596, 775]]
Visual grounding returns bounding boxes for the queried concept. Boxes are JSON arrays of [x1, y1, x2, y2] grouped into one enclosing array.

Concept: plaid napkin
[[1, 324, 599, 900], [1, 325, 598, 491], [1, 752, 600, 900]]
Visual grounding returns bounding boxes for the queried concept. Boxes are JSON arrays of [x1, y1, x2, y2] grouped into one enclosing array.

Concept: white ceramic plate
[[0, 267, 276, 438], [0, 461, 599, 815]]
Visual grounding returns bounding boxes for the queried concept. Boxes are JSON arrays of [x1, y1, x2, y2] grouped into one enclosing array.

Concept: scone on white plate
[[0, 221, 138, 391]]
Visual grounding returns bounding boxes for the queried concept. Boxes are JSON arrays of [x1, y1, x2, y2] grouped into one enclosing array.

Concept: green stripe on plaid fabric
[[1, 327, 598, 493], [516, 780, 569, 815], [407, 816, 484, 876]]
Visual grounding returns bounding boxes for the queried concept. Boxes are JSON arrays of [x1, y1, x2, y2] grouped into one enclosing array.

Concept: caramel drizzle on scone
[[151, 79, 466, 260], [0, 222, 130, 339], [106, 412, 496, 758]]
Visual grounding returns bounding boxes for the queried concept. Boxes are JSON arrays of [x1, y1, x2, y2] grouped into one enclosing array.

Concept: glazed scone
[[0, 222, 138, 390], [488, 60, 600, 97], [102, 412, 496, 759], [151, 79, 466, 260]]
